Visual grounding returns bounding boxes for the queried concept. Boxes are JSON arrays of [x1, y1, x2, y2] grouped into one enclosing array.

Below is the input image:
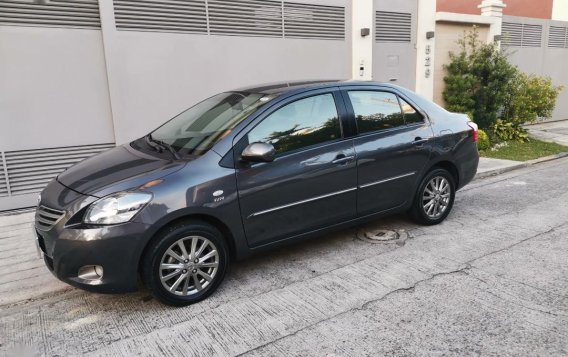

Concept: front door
[[342, 89, 433, 216], [235, 91, 357, 247]]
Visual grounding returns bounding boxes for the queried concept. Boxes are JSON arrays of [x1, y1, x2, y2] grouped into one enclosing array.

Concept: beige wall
[[433, 22, 490, 107]]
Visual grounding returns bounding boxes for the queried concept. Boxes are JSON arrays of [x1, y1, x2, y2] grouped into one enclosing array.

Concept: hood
[[57, 144, 186, 197]]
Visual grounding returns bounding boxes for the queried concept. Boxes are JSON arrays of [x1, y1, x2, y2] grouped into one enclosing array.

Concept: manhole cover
[[357, 229, 409, 245], [364, 229, 398, 241]]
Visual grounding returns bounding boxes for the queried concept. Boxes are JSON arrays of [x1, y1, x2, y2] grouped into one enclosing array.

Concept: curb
[[523, 118, 568, 126], [474, 152, 568, 180]]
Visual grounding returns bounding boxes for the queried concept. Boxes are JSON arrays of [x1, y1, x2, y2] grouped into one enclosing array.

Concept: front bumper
[[36, 180, 151, 293]]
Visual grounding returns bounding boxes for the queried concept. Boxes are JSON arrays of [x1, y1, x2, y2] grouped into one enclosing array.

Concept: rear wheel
[[408, 168, 455, 225], [141, 221, 229, 306]]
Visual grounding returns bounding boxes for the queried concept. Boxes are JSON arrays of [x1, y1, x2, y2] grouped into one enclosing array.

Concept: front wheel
[[408, 168, 456, 225], [141, 221, 229, 306]]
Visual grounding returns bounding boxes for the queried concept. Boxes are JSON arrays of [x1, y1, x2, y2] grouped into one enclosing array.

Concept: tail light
[[467, 122, 478, 143]]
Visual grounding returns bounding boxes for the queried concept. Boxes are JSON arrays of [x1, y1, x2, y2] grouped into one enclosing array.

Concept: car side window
[[247, 93, 341, 155], [399, 97, 424, 125], [347, 91, 404, 134]]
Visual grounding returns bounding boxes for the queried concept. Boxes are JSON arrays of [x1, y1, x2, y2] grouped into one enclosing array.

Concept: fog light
[[78, 265, 104, 281]]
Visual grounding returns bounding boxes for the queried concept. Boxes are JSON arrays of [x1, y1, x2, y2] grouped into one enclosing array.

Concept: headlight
[[83, 192, 152, 225]]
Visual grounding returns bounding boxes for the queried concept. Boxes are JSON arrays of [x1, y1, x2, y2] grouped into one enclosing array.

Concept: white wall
[[552, 0, 568, 21], [107, 32, 352, 144], [0, 26, 115, 151], [98, 0, 352, 144]]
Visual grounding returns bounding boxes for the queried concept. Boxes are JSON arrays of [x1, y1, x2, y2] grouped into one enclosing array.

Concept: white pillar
[[478, 0, 507, 17], [351, 0, 373, 80], [479, 0, 506, 44], [415, 0, 436, 100]]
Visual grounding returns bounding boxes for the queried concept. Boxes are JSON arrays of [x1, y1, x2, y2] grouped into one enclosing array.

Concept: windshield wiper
[[145, 134, 181, 160]]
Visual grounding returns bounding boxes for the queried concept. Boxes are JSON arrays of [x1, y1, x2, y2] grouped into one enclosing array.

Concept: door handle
[[331, 155, 355, 165], [412, 137, 429, 146]]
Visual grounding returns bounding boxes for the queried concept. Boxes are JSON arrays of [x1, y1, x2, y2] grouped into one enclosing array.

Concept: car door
[[342, 88, 434, 216], [234, 90, 357, 247]]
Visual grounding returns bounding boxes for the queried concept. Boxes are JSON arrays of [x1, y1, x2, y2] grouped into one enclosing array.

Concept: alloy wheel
[[422, 176, 451, 219], [159, 236, 219, 296]]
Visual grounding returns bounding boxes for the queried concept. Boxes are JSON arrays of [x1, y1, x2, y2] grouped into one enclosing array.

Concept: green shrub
[[443, 27, 517, 129], [477, 129, 491, 150], [502, 72, 563, 125], [491, 119, 529, 142]]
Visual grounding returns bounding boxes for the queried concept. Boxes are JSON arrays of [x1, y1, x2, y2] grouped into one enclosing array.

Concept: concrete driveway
[[1, 158, 568, 356]]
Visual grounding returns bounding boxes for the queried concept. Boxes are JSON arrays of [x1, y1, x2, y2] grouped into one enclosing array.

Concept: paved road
[[1, 158, 568, 356]]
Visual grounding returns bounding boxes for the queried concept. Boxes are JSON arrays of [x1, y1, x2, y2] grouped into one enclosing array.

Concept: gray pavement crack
[[465, 221, 568, 266], [236, 266, 471, 357]]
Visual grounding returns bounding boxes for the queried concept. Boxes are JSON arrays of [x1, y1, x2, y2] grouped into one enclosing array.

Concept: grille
[[0, 154, 7, 198], [283, 2, 345, 40], [36, 205, 65, 231], [502, 22, 542, 47], [112, 0, 346, 40], [208, 0, 283, 38], [375, 11, 412, 43], [548, 26, 568, 48], [36, 231, 47, 254], [3, 143, 114, 196], [113, 0, 208, 34], [0, 0, 101, 29]]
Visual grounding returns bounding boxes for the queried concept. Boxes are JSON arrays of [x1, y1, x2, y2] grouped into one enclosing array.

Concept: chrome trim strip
[[248, 187, 357, 219], [359, 171, 416, 189]]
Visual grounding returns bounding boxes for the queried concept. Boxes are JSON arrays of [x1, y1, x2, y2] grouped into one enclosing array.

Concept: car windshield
[[150, 92, 275, 156]]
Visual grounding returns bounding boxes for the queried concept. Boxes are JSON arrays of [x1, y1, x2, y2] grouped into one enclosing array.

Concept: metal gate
[[372, 0, 418, 90]]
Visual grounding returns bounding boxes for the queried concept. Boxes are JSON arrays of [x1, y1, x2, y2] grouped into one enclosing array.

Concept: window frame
[[340, 87, 428, 138], [396, 95, 426, 126], [235, 89, 349, 160]]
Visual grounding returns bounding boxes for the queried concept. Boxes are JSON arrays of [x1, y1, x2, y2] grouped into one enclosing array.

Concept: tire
[[141, 220, 229, 306], [408, 168, 456, 225]]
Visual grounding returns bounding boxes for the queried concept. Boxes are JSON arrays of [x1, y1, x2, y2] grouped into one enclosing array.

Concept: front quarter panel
[[133, 150, 247, 260]]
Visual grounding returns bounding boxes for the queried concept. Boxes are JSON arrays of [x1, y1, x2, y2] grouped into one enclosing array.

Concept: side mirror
[[241, 142, 276, 163]]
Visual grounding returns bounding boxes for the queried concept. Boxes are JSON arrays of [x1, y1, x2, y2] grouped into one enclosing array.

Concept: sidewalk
[[476, 119, 568, 179], [526, 119, 568, 146], [476, 157, 525, 178]]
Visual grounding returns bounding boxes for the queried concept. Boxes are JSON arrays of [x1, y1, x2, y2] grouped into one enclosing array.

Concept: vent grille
[[36, 205, 65, 231], [3, 143, 114, 196], [0, 155, 8, 198], [113, 0, 208, 34], [112, 0, 346, 40], [208, 0, 282, 37], [375, 11, 412, 43], [549, 26, 568, 48], [0, 0, 101, 29], [283, 2, 345, 40], [502, 22, 542, 47]]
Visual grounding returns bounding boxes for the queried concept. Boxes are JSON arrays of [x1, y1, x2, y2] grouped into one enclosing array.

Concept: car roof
[[233, 79, 398, 95]]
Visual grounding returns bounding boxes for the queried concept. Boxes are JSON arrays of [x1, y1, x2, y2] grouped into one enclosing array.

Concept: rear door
[[234, 89, 357, 247], [342, 87, 434, 216]]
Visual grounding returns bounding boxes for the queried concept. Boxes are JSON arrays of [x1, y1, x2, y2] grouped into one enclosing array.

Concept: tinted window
[[348, 91, 404, 134], [151, 92, 275, 156], [248, 94, 341, 155], [399, 97, 424, 124]]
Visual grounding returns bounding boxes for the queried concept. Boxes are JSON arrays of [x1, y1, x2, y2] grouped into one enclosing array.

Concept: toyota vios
[[36, 81, 479, 306]]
